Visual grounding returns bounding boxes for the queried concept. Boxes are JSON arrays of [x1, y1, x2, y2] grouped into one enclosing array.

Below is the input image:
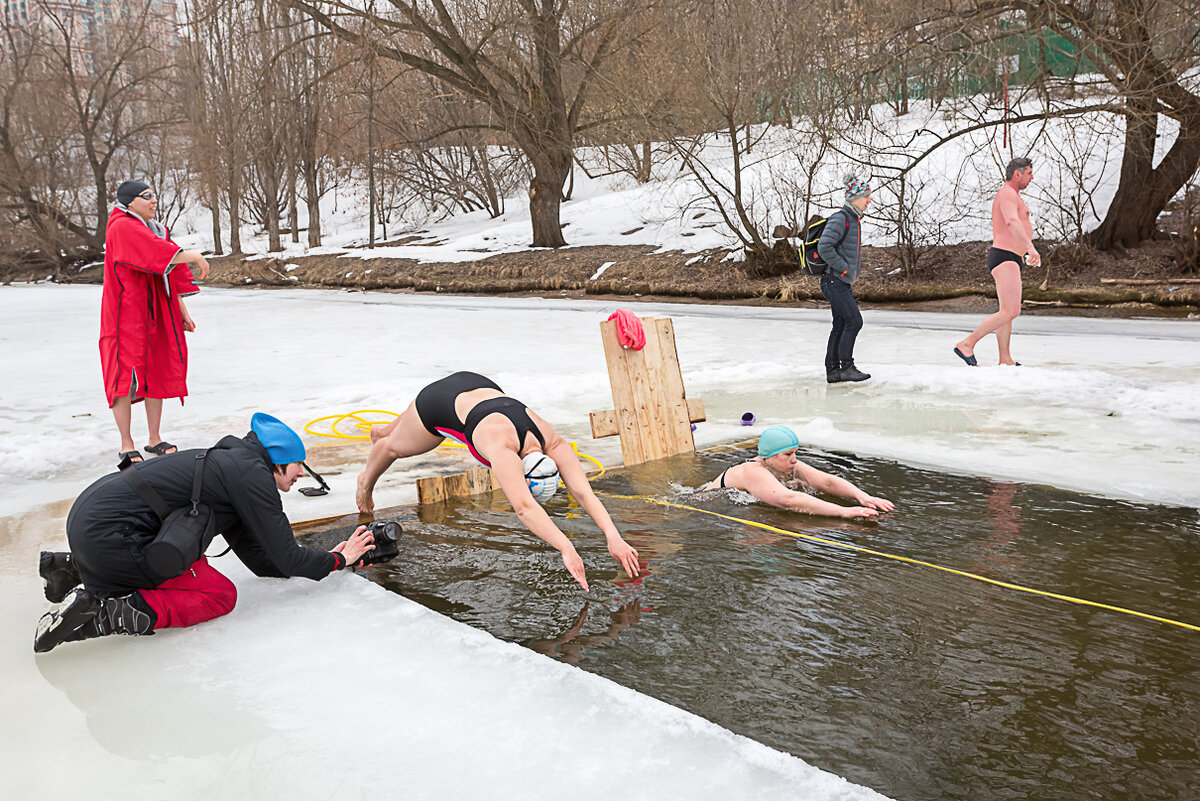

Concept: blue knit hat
[[250, 413, 307, 464], [844, 173, 871, 201], [757, 425, 801, 458]]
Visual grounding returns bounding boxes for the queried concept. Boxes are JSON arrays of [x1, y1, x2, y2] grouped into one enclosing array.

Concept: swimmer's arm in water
[[489, 446, 591, 591], [741, 464, 878, 518], [795, 462, 894, 512], [546, 435, 640, 580]]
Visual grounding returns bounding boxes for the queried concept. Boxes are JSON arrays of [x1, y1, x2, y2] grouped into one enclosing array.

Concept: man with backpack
[[33, 413, 377, 653], [817, 174, 873, 383]]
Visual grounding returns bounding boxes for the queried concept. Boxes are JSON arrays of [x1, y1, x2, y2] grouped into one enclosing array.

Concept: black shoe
[[827, 369, 847, 384], [33, 590, 156, 654], [95, 593, 157, 636], [34, 587, 101, 653], [39, 551, 81, 604], [840, 362, 871, 382]]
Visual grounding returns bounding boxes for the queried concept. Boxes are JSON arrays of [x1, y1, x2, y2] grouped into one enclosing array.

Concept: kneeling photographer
[[35, 413, 380, 653]]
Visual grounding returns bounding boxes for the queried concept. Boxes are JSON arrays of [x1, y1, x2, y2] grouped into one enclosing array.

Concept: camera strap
[[119, 450, 210, 522]]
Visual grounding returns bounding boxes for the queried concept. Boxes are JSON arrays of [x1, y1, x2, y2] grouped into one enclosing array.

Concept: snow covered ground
[[146, 96, 1184, 268], [1, 285, 1197, 799]]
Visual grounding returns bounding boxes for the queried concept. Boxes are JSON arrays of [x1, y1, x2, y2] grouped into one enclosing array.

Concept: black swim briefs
[[987, 247, 1024, 272]]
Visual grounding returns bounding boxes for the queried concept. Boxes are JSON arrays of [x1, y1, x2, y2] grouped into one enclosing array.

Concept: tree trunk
[[209, 174, 223, 255], [227, 166, 242, 255], [524, 134, 571, 247], [263, 160, 282, 252], [1089, 104, 1200, 249], [528, 165, 568, 248], [288, 160, 299, 244], [637, 141, 651, 183], [92, 162, 108, 243], [304, 160, 321, 247]]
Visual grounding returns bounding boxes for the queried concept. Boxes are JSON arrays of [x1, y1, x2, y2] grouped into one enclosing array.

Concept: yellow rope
[[599, 492, 1200, 634], [304, 410, 399, 440]]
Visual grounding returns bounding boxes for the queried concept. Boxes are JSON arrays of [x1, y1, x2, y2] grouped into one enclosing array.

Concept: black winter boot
[[827, 361, 848, 384], [95, 593, 157, 637], [39, 551, 81, 604], [837, 361, 870, 382], [34, 587, 100, 653], [34, 589, 156, 653]]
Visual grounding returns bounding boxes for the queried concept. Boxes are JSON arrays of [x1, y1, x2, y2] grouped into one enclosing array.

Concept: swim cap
[[522, 452, 560, 503], [251, 413, 307, 464], [757, 425, 800, 458]]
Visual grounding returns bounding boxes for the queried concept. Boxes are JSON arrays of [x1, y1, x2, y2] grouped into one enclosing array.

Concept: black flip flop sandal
[[144, 441, 177, 457], [118, 450, 143, 465]]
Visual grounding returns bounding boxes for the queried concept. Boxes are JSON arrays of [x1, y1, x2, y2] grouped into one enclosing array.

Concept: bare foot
[[356, 472, 375, 513], [370, 425, 386, 444]]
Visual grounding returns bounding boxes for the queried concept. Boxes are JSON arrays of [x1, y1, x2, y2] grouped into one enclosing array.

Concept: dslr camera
[[356, 519, 402, 567]]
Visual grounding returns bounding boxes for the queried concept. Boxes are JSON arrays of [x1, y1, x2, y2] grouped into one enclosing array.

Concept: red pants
[[139, 556, 237, 630]]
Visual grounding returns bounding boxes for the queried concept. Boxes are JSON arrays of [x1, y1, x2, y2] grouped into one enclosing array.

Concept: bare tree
[[0, 17, 90, 262], [281, 0, 654, 248], [0, 1, 183, 265], [874, 0, 1200, 251]]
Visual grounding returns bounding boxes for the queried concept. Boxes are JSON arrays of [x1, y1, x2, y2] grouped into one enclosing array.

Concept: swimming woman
[[705, 426, 892, 518], [356, 372, 639, 590]]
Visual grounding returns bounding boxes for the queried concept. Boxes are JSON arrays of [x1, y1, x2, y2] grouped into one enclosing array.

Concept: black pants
[[820, 275, 863, 370]]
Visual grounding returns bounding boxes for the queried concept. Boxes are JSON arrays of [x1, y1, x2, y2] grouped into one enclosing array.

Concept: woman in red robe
[[100, 181, 210, 464]]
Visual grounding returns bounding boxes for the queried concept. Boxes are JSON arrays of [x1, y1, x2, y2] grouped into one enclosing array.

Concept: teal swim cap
[[757, 425, 800, 458], [251, 413, 307, 464]]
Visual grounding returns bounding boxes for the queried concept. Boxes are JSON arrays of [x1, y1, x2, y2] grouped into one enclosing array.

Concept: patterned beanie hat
[[844, 174, 871, 201]]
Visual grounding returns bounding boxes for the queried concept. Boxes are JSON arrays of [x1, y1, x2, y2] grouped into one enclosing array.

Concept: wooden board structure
[[416, 466, 500, 506], [589, 315, 705, 467]]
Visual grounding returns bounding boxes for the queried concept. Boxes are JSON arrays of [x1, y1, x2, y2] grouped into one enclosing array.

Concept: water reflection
[[524, 599, 648, 665]]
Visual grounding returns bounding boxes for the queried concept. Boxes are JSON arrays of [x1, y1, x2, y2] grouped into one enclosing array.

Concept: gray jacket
[[816, 203, 863, 284]]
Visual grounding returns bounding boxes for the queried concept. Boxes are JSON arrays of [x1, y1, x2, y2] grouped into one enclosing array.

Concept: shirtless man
[[705, 426, 893, 518], [955, 158, 1039, 367]]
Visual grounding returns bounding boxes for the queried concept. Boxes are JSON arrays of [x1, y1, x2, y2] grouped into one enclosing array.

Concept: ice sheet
[[0, 285, 908, 800], [2, 284, 1197, 799]]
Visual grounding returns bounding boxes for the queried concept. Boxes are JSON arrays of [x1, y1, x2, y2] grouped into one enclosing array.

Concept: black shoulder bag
[[120, 451, 217, 584]]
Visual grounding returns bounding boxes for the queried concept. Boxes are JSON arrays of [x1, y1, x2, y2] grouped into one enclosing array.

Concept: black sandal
[[144, 441, 177, 457], [118, 450, 143, 465]]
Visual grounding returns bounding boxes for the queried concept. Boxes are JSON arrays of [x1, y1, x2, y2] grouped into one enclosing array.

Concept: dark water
[[302, 449, 1200, 801]]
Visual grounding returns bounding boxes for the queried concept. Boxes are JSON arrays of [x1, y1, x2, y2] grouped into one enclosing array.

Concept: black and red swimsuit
[[414, 372, 545, 466]]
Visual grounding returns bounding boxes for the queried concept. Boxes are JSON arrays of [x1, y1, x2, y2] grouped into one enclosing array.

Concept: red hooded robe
[[99, 207, 199, 407]]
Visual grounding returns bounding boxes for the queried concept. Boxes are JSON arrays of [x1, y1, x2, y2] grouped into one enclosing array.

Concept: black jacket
[[67, 433, 338, 595]]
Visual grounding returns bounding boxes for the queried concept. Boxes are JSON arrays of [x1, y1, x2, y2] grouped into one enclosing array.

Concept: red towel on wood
[[608, 308, 646, 350]]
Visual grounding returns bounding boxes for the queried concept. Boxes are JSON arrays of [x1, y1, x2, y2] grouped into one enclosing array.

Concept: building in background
[[3, 0, 178, 74]]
